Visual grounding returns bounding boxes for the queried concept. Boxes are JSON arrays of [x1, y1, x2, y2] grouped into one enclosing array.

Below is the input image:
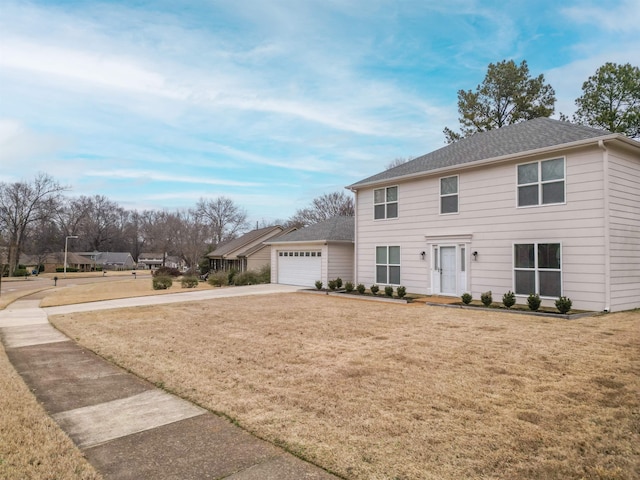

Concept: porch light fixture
[[472, 251, 478, 261], [420, 251, 426, 260]]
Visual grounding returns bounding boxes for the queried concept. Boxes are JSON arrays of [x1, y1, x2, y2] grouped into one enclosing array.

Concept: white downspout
[[598, 140, 611, 313]]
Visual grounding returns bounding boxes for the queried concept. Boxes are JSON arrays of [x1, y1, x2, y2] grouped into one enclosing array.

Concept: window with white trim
[[514, 243, 562, 297], [374, 186, 398, 219], [440, 176, 458, 214], [376, 246, 400, 285], [517, 158, 565, 207]]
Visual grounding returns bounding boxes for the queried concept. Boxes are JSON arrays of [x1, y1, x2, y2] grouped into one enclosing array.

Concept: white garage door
[[277, 250, 322, 286]]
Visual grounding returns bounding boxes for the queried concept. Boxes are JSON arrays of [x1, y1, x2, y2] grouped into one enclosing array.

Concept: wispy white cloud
[[83, 169, 262, 187], [562, 0, 640, 33]]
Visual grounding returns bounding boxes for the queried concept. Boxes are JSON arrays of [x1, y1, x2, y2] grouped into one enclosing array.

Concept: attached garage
[[276, 250, 322, 286], [266, 216, 355, 288]]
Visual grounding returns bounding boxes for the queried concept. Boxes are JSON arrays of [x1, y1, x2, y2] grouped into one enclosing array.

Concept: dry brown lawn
[[0, 343, 101, 480], [51, 294, 639, 480], [40, 276, 215, 307]]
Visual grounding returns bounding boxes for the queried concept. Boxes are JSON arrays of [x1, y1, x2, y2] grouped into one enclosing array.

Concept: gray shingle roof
[[268, 216, 354, 243], [349, 118, 612, 188]]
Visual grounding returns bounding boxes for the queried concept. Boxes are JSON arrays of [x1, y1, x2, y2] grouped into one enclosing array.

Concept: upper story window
[[374, 186, 398, 220], [440, 176, 458, 214], [517, 158, 565, 207]]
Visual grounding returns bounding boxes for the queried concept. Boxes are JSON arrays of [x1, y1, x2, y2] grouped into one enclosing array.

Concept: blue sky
[[1, 0, 639, 224]]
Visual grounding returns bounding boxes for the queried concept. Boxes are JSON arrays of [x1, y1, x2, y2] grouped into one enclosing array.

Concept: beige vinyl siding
[[607, 146, 640, 311], [355, 145, 610, 310], [246, 245, 271, 271], [327, 243, 354, 284]]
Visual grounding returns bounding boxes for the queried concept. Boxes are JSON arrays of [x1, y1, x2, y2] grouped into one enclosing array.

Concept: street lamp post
[[64, 235, 78, 278]]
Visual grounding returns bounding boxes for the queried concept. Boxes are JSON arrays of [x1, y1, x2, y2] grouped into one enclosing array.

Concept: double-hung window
[[514, 243, 562, 297], [374, 186, 398, 220], [376, 246, 400, 285], [517, 158, 565, 207], [440, 176, 458, 214]]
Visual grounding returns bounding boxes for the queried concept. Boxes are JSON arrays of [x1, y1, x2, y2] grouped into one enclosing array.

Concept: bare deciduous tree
[[288, 191, 354, 227], [0, 173, 66, 275], [196, 196, 248, 246]]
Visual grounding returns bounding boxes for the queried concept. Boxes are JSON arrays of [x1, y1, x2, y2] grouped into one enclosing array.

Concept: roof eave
[[346, 133, 625, 191]]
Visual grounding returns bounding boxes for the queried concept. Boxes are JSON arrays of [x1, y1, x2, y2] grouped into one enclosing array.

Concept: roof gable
[[268, 216, 354, 243], [207, 226, 284, 258], [349, 118, 614, 188]]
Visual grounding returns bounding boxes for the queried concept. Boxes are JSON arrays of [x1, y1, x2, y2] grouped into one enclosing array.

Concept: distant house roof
[[207, 226, 285, 259], [138, 253, 164, 261], [22, 252, 95, 266], [266, 216, 354, 244], [348, 118, 623, 189], [239, 227, 298, 257], [77, 252, 134, 265]]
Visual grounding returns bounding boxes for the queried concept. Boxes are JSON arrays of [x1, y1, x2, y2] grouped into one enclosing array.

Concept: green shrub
[[181, 276, 199, 288], [153, 266, 181, 277], [233, 271, 260, 286], [555, 296, 572, 314], [461, 293, 472, 305], [13, 268, 30, 277], [208, 271, 228, 287], [315, 280, 323, 290], [502, 290, 516, 309], [370, 284, 379, 295], [55, 267, 78, 273], [344, 282, 354, 293], [227, 269, 238, 285], [153, 276, 173, 290], [328, 279, 337, 291], [257, 264, 271, 283], [481, 291, 493, 307], [527, 293, 541, 311], [397, 286, 406, 298], [384, 285, 394, 297], [356, 283, 366, 294], [335, 277, 343, 289]]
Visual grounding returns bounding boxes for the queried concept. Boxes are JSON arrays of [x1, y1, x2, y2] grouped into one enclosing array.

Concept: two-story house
[[347, 118, 640, 312]]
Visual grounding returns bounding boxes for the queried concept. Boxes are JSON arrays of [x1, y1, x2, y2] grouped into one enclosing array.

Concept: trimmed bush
[[344, 282, 354, 293], [13, 268, 30, 277], [384, 285, 394, 297], [356, 283, 366, 294], [461, 293, 472, 305], [328, 279, 337, 291], [153, 266, 181, 277], [397, 286, 406, 298], [502, 290, 516, 309], [233, 271, 260, 286], [227, 269, 238, 285], [181, 276, 199, 288], [527, 293, 541, 311], [315, 280, 323, 290], [257, 264, 271, 283], [335, 277, 343, 289], [55, 267, 78, 273], [481, 291, 493, 307], [555, 296, 572, 314], [153, 276, 173, 290], [207, 271, 228, 287], [370, 284, 379, 295]]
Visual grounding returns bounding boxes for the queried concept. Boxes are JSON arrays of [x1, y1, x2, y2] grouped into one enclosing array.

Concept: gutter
[[598, 139, 611, 313]]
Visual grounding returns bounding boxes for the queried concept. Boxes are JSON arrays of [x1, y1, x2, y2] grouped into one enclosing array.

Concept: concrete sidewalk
[[0, 285, 340, 480]]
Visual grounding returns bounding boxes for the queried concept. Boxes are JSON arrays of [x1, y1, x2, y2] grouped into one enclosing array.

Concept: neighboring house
[[347, 118, 640, 312], [20, 252, 95, 273], [77, 251, 136, 270], [166, 255, 187, 271], [207, 226, 291, 272], [137, 253, 165, 270], [266, 216, 354, 287]]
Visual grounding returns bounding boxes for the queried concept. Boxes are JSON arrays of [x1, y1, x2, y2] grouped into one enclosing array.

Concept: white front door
[[440, 246, 457, 295]]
